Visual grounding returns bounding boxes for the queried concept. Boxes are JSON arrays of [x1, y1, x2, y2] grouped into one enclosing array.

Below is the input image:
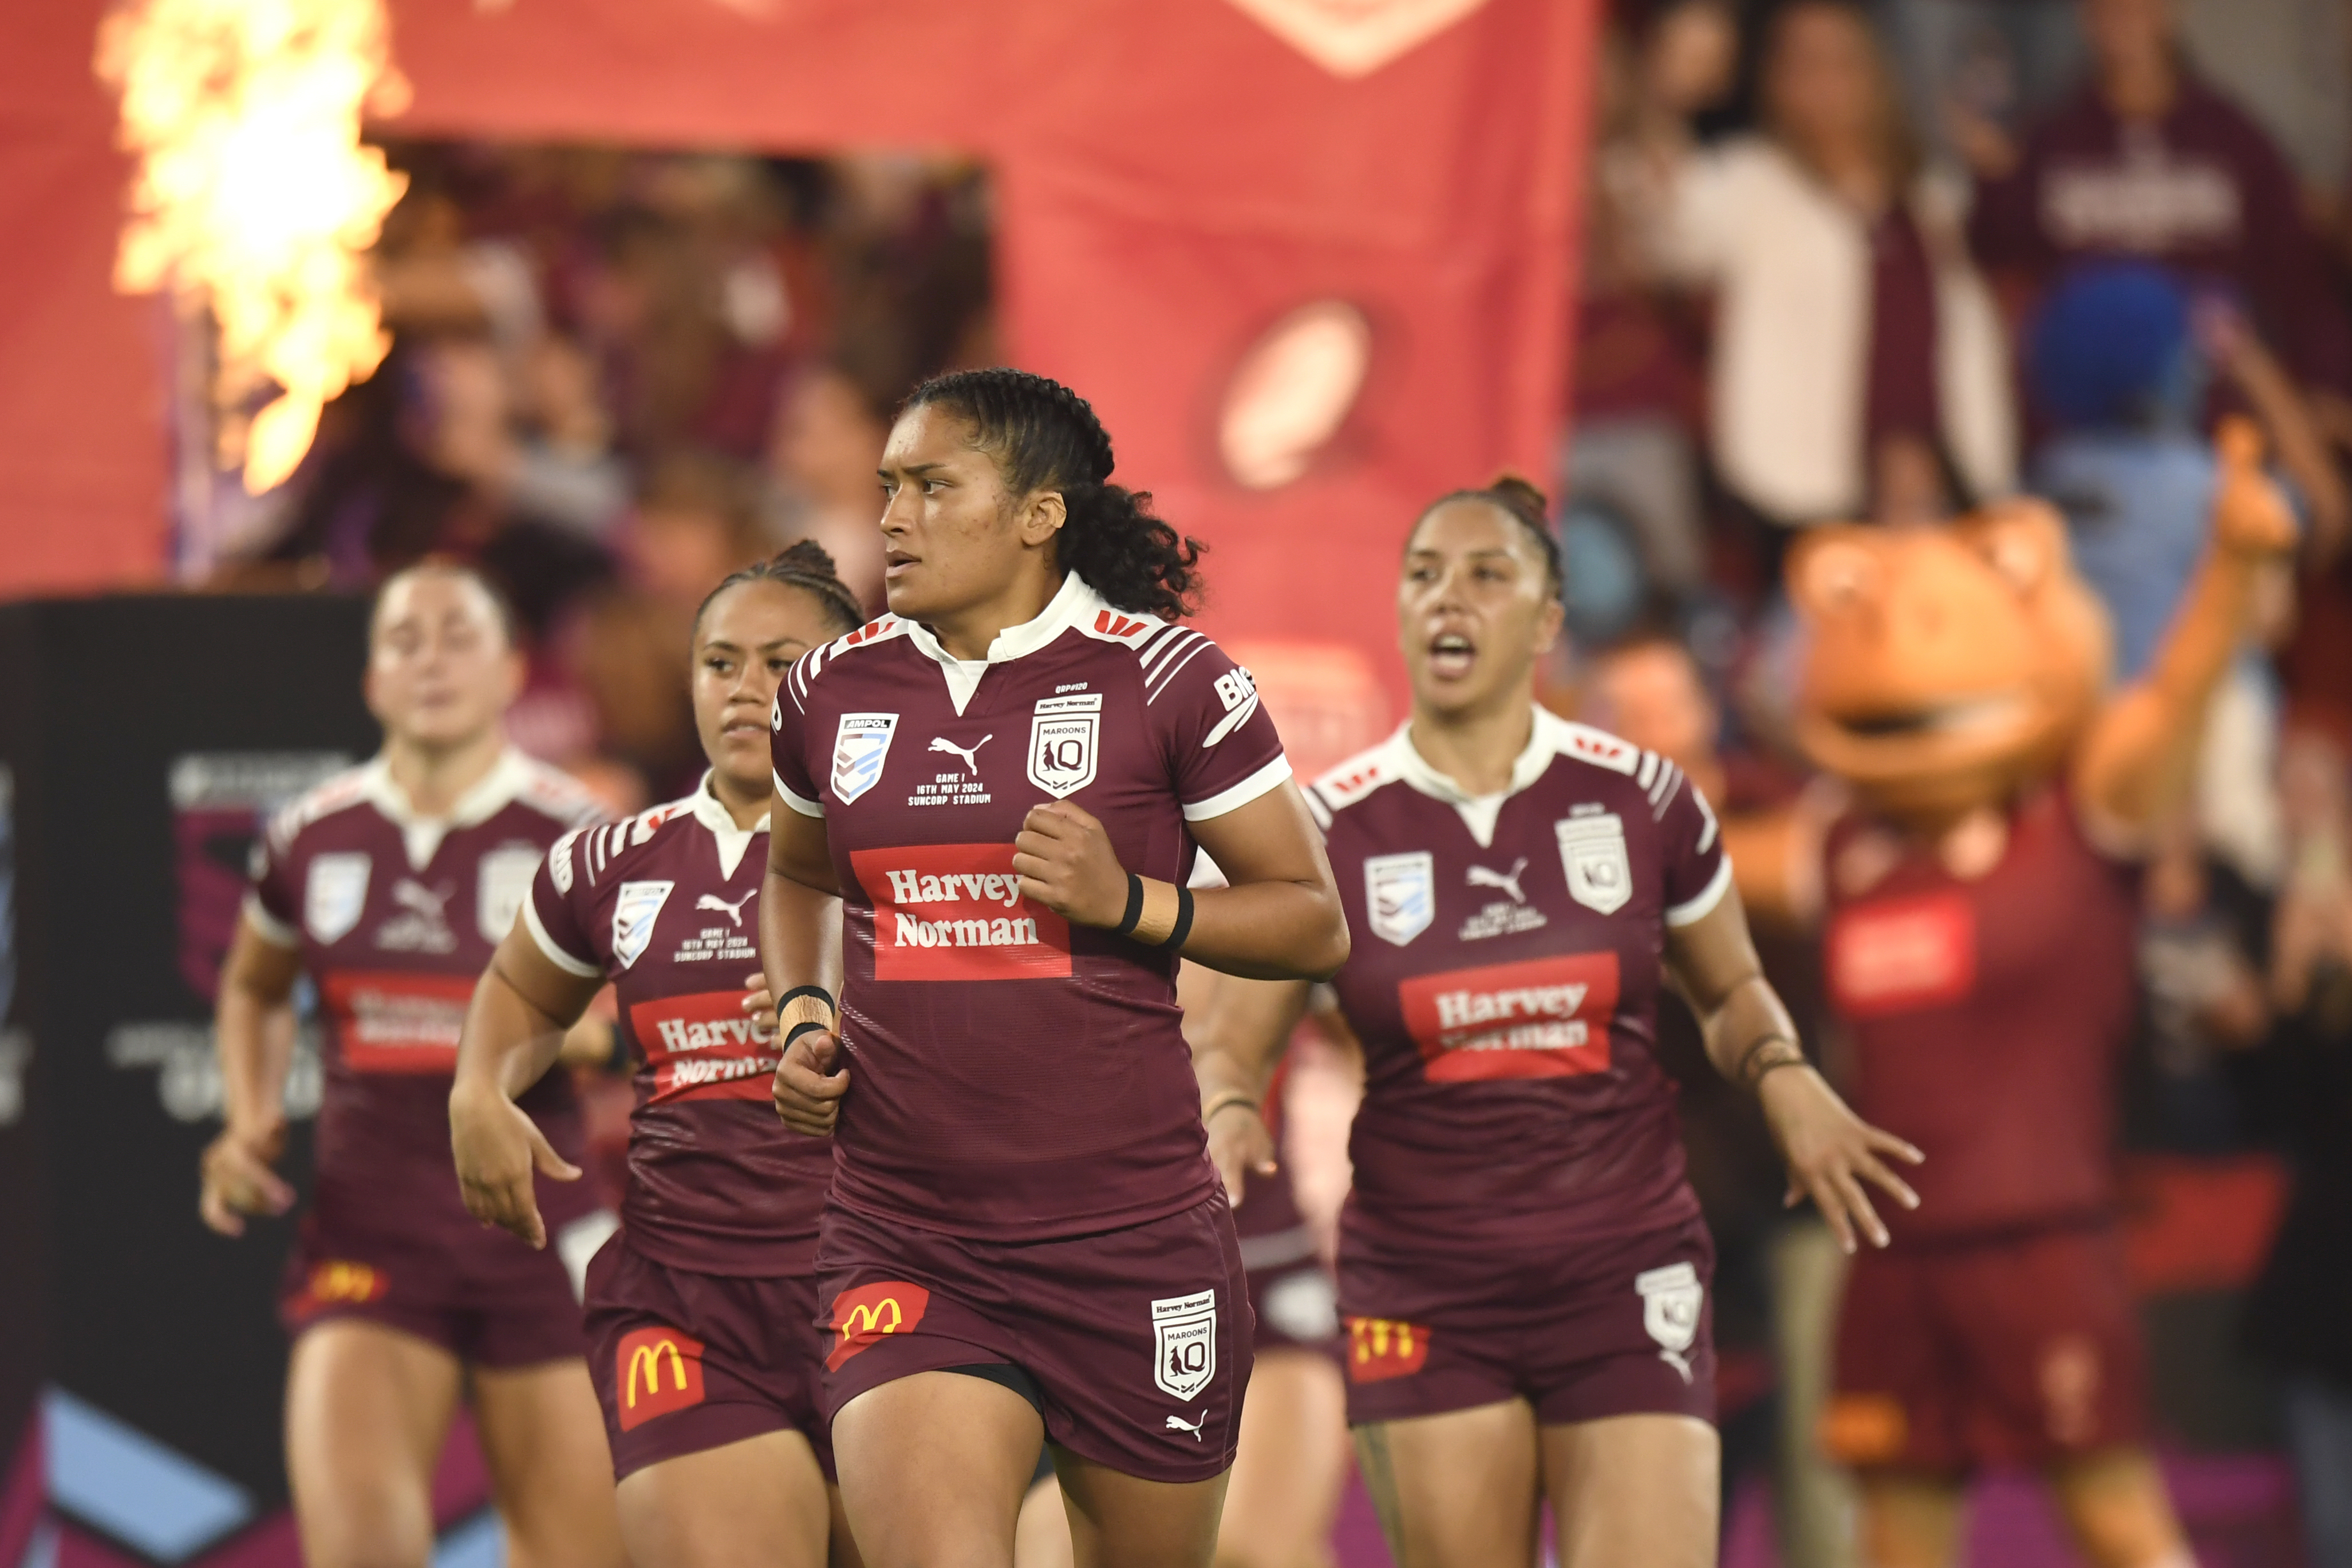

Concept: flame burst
[[98, 0, 411, 493]]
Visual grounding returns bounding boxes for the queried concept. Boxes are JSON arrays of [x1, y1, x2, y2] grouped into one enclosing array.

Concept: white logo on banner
[[1364, 851, 1435, 947], [1029, 694, 1100, 799], [477, 844, 542, 943], [1637, 1262, 1704, 1384], [831, 713, 899, 805], [304, 853, 371, 944], [1151, 1290, 1218, 1401], [1557, 813, 1632, 916], [611, 880, 675, 969]]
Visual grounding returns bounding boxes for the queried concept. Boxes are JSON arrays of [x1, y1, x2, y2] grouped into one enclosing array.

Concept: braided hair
[[1408, 474, 1565, 601], [902, 368, 1205, 621], [693, 539, 867, 644]]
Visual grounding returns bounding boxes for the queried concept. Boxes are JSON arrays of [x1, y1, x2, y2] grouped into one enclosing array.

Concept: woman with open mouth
[[762, 368, 1349, 1568], [1189, 475, 1920, 1568]]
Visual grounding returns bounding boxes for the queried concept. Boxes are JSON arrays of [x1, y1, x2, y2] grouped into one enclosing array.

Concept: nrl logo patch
[[1363, 851, 1434, 947], [304, 853, 371, 945], [476, 844, 542, 943], [831, 713, 899, 805], [1029, 693, 1100, 799], [611, 880, 675, 969]]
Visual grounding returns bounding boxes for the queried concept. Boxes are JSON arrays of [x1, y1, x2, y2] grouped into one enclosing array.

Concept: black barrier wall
[[0, 595, 376, 1520]]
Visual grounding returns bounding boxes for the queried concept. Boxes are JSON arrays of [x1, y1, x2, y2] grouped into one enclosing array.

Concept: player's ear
[[1016, 488, 1068, 550], [1530, 593, 1565, 661]]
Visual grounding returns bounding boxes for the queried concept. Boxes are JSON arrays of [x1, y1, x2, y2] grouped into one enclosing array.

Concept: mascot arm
[[2073, 418, 2298, 846], [1720, 777, 1847, 933]]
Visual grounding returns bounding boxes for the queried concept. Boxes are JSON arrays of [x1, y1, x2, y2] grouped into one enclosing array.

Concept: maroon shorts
[[582, 1234, 832, 1482], [278, 1201, 609, 1370], [1337, 1212, 1716, 1428], [1827, 1222, 2149, 1473], [815, 1194, 1253, 1484]]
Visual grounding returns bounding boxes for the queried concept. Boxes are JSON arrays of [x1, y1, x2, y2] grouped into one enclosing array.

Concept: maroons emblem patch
[[1151, 1289, 1217, 1401]]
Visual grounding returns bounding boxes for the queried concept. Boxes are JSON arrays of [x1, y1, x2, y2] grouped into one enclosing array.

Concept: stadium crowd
[[183, 0, 2352, 1562]]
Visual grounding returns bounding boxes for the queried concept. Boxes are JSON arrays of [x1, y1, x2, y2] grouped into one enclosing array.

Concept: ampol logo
[[852, 844, 1072, 982], [617, 1326, 706, 1431], [1396, 952, 1619, 1081], [627, 990, 779, 1105], [828, 1281, 932, 1370]]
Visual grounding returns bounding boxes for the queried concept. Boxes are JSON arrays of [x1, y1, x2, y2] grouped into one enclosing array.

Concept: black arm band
[[1161, 884, 1195, 951], [1114, 873, 1146, 937], [776, 985, 834, 1022], [784, 1020, 830, 1049]]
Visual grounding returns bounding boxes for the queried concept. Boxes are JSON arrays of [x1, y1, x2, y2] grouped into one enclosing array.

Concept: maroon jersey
[[245, 750, 607, 1243], [524, 779, 831, 1275], [1822, 789, 2138, 1239], [1311, 711, 1730, 1257], [769, 573, 1291, 1241]]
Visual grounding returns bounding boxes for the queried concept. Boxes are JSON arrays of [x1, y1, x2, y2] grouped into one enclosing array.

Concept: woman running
[[201, 561, 622, 1568], [450, 543, 866, 1568], [1189, 477, 1921, 1568], [764, 368, 1349, 1568]]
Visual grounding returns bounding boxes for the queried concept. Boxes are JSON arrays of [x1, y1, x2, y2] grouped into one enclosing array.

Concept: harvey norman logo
[[627, 992, 780, 1105], [853, 844, 1073, 982], [1397, 953, 1621, 1082]]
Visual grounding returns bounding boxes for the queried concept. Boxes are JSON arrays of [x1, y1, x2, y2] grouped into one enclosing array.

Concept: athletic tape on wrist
[[1114, 874, 1146, 938]]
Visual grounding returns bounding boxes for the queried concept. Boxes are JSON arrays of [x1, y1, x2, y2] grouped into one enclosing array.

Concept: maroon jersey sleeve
[[1148, 639, 1289, 821], [522, 826, 602, 978], [770, 672, 823, 818], [243, 803, 305, 947], [1655, 765, 1731, 927]]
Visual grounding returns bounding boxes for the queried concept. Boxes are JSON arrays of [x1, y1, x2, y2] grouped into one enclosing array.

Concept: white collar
[[1385, 708, 1566, 849], [900, 573, 1106, 714], [688, 772, 768, 880], [360, 746, 534, 870]]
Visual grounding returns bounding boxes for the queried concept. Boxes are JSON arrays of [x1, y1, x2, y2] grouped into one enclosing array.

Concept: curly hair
[[693, 539, 867, 644], [1408, 473, 1564, 600], [902, 367, 1206, 621]]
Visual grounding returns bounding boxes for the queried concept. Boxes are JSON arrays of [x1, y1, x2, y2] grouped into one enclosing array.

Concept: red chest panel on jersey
[[1396, 953, 1620, 1082], [853, 844, 1073, 982], [319, 971, 476, 1073], [628, 990, 779, 1105], [1826, 891, 1977, 1017]]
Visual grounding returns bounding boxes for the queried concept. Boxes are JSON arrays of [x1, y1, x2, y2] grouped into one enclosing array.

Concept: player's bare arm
[[200, 911, 304, 1236], [449, 921, 601, 1249], [1013, 780, 1348, 980], [763, 795, 849, 1137], [1181, 963, 1311, 1206], [1664, 881, 1923, 1255]]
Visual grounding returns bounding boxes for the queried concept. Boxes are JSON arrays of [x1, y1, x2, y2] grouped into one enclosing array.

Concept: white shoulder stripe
[[1147, 640, 1213, 702], [1141, 627, 1201, 679], [1636, 751, 1660, 790]]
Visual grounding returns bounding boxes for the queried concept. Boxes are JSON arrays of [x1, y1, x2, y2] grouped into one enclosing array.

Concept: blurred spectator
[[1881, 0, 2083, 171], [1570, 6, 1735, 604], [1967, 0, 2351, 399], [2129, 808, 2271, 1150], [1639, 0, 2015, 545], [2242, 728, 2352, 1568], [763, 362, 893, 613]]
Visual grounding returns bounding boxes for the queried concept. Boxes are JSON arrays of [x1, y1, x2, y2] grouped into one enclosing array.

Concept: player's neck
[[922, 564, 1063, 661], [708, 769, 769, 830], [380, 728, 507, 819], [1408, 693, 1536, 799]]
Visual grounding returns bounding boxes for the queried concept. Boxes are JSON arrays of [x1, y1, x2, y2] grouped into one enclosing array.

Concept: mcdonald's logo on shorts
[[294, 1260, 389, 1318], [616, 1326, 706, 1431], [827, 1281, 932, 1371], [1344, 1317, 1431, 1384]]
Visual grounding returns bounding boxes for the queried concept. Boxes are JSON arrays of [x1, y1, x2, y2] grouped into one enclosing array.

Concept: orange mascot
[[1724, 421, 2296, 1568]]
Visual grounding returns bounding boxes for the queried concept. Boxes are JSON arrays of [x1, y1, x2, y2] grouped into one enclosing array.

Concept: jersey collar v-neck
[[899, 572, 1105, 716], [358, 746, 535, 871], [686, 772, 769, 880], [1385, 707, 1568, 850]]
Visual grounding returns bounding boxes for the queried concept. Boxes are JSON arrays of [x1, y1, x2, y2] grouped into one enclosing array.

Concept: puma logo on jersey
[[1466, 857, 1529, 904], [694, 891, 753, 927], [927, 734, 992, 776], [1164, 1412, 1205, 1440]]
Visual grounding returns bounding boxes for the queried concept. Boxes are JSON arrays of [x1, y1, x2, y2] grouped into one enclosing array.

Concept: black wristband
[[784, 1020, 830, 1049], [776, 985, 834, 1023], [1114, 873, 1145, 937], [1161, 884, 1195, 951]]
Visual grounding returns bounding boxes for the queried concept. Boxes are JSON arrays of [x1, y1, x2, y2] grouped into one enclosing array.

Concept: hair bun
[[772, 538, 840, 578], [1488, 472, 1552, 517]]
